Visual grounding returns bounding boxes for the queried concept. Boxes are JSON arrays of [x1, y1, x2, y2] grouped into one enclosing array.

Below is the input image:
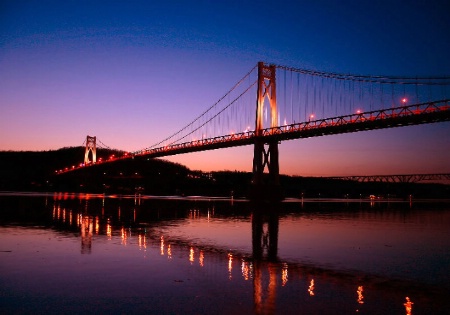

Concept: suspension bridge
[[56, 62, 450, 198]]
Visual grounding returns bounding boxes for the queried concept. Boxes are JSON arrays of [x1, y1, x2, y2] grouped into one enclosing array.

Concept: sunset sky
[[1, 0, 449, 176]]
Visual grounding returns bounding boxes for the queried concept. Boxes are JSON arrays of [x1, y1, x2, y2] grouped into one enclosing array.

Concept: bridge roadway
[[132, 100, 450, 159], [58, 100, 450, 173]]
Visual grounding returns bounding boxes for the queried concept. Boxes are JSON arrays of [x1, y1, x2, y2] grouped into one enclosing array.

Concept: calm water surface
[[0, 192, 449, 314]]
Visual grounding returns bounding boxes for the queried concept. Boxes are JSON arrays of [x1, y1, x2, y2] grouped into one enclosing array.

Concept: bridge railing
[[133, 130, 257, 157], [260, 100, 450, 138], [110, 99, 449, 161]]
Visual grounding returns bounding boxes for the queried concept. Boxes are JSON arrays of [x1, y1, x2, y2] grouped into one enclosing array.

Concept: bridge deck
[[57, 100, 450, 174], [133, 100, 450, 158]]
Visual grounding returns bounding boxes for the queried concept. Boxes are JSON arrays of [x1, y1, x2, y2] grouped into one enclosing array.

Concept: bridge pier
[[250, 139, 283, 201]]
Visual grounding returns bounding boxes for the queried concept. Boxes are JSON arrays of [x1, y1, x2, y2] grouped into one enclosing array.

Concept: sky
[[1, 0, 450, 176]]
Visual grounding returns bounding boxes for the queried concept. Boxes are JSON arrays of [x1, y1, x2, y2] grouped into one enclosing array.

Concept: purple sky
[[1, 0, 450, 176]]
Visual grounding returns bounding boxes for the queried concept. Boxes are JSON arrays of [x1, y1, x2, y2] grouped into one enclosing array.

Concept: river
[[0, 192, 449, 314]]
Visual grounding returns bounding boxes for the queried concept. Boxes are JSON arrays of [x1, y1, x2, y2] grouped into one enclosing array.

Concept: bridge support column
[[251, 62, 282, 201], [252, 140, 280, 187], [84, 135, 97, 164]]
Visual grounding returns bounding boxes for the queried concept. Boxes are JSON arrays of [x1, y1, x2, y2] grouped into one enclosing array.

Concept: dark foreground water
[[0, 192, 449, 314]]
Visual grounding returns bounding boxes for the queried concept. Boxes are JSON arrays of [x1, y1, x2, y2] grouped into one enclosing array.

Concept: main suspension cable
[[275, 64, 450, 85], [138, 64, 258, 153]]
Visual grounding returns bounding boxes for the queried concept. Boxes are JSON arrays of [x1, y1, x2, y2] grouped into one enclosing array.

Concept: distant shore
[[1, 148, 449, 199]]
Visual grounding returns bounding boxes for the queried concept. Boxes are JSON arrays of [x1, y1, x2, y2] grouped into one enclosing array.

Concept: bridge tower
[[252, 62, 281, 200], [84, 135, 97, 164]]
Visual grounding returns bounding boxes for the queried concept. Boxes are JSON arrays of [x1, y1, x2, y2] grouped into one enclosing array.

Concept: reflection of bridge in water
[[47, 193, 443, 314]]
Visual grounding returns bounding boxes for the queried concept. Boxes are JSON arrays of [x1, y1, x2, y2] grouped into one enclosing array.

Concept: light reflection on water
[[0, 193, 449, 314]]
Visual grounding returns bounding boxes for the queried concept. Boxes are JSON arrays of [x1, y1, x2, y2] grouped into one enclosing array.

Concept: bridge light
[[402, 98, 407, 104], [356, 109, 361, 114], [309, 114, 314, 121]]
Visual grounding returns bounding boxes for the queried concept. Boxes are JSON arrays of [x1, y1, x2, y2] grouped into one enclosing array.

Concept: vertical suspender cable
[[297, 73, 300, 123], [284, 69, 287, 124], [306, 75, 309, 119], [313, 76, 317, 118], [415, 78, 419, 103], [290, 70, 293, 124], [391, 84, 395, 107], [321, 77, 324, 118]]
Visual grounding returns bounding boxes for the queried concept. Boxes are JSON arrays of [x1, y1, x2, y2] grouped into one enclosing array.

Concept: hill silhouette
[[0, 147, 448, 199]]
